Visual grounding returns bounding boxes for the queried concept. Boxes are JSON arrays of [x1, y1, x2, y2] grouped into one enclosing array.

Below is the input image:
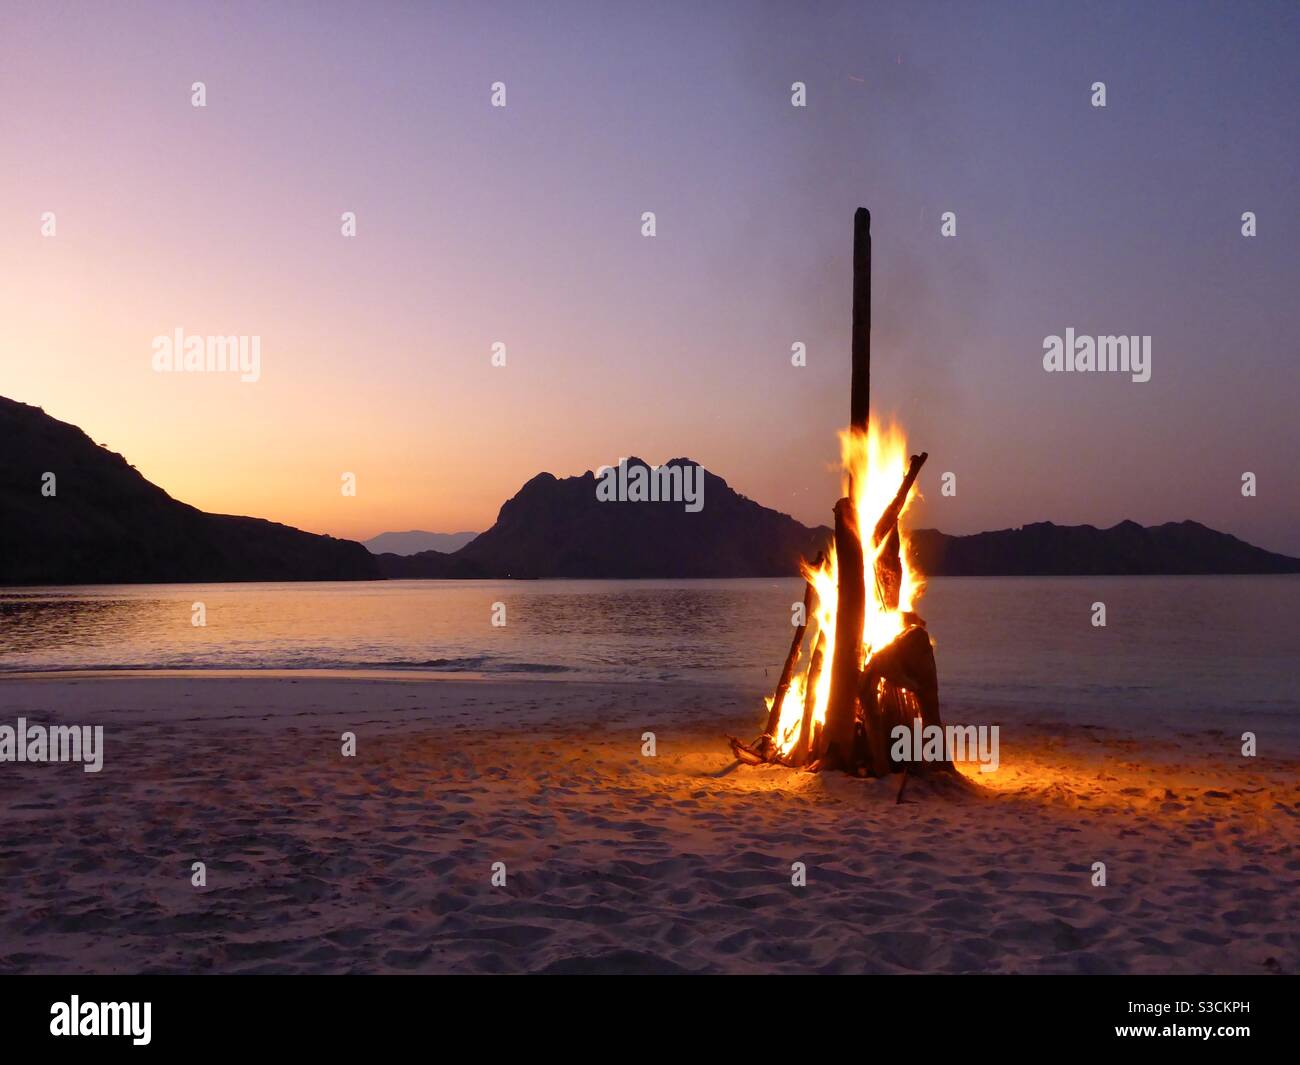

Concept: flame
[[768, 420, 924, 756]]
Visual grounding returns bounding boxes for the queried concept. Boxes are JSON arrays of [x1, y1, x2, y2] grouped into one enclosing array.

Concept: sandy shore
[[0, 672, 1295, 974]]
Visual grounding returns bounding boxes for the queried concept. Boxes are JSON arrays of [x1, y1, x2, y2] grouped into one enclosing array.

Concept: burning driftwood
[[729, 208, 950, 778], [755, 550, 823, 760]]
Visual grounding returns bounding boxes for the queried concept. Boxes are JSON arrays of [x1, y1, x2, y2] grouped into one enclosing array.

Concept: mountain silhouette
[[376, 461, 1299, 579], [363, 530, 479, 555], [908, 520, 1300, 576], [376, 458, 830, 579], [0, 397, 378, 584], [3, 397, 1295, 584]]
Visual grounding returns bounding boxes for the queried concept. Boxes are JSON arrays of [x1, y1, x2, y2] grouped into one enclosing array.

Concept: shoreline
[[3, 668, 1293, 751], [3, 572, 1298, 597]]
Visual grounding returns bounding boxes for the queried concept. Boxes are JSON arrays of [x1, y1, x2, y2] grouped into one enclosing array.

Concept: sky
[[2, 1, 1296, 553]]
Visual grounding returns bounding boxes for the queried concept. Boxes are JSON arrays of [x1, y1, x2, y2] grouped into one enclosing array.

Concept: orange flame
[[766, 421, 924, 755]]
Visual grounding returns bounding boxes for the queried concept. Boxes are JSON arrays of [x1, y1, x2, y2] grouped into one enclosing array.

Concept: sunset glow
[[1, 4, 1294, 550]]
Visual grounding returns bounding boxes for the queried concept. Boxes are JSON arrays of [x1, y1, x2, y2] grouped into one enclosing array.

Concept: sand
[[0, 672, 1295, 974]]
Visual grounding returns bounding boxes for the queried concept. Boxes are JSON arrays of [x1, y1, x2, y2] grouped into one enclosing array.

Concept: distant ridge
[[4, 396, 1295, 585], [0, 397, 378, 584], [907, 520, 1300, 576], [376, 460, 1300, 579], [363, 530, 479, 556]]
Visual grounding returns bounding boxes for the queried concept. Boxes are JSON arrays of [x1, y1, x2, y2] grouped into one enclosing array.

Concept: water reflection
[[0, 579, 1295, 733], [0, 580, 798, 680]]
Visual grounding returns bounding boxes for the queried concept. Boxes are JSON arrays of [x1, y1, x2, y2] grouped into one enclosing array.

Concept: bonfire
[[730, 209, 949, 780]]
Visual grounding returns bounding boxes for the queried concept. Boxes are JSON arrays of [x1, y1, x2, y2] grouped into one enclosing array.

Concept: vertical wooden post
[[850, 207, 871, 435], [818, 209, 874, 771], [819, 497, 865, 769]]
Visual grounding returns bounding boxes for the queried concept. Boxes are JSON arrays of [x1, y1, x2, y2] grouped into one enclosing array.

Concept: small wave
[[352, 657, 492, 671], [353, 658, 571, 674], [0, 657, 574, 676]]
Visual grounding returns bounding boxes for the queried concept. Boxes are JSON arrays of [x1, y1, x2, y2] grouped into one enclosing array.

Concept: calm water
[[1, 577, 1296, 738]]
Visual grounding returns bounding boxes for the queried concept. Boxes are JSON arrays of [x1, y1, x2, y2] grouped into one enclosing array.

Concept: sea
[[1, 576, 1296, 743]]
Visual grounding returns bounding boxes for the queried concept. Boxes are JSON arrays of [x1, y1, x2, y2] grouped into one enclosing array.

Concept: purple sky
[[2, 1, 1297, 553]]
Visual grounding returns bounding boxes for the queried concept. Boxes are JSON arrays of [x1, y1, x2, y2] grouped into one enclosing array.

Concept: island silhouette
[[4, 396, 1296, 585]]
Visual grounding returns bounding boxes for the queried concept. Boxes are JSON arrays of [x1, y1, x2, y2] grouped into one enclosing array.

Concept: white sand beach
[[0, 673, 1295, 974]]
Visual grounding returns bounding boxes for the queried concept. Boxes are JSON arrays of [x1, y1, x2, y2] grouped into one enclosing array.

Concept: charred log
[[818, 497, 866, 771], [857, 624, 948, 772], [873, 451, 927, 611], [760, 552, 822, 756], [789, 630, 825, 765]]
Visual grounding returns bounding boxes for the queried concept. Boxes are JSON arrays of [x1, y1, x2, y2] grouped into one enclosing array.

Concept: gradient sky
[[2, 1, 1296, 553]]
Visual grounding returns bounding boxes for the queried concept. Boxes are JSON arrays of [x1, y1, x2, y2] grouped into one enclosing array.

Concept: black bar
[[0, 974, 1284, 1052]]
